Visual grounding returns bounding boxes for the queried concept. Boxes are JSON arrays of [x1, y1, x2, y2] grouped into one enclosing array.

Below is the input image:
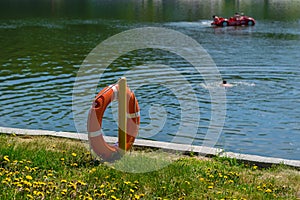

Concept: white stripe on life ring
[[127, 111, 140, 119], [88, 130, 103, 137], [112, 85, 118, 101]]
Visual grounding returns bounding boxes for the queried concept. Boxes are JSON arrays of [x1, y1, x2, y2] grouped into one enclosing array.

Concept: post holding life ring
[[87, 83, 140, 161]]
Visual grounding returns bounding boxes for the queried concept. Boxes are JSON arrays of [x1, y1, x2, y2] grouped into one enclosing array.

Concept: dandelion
[[184, 181, 190, 185], [77, 180, 87, 186], [208, 185, 214, 189], [265, 189, 272, 193], [71, 163, 78, 167], [61, 189, 67, 195], [253, 165, 258, 170], [26, 175, 33, 180], [61, 179, 67, 183], [130, 189, 135, 193], [3, 155, 10, 162], [89, 168, 96, 173], [60, 158, 65, 161], [27, 194, 34, 199], [72, 153, 77, 157], [228, 180, 234, 184]]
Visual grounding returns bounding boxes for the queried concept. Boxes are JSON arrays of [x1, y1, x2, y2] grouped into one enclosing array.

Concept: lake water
[[0, 0, 299, 160]]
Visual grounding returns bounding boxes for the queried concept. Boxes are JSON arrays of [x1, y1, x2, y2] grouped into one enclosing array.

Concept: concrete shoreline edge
[[0, 126, 299, 168]]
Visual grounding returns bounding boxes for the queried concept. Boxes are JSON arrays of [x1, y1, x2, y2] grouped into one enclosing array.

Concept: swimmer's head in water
[[223, 80, 227, 84]]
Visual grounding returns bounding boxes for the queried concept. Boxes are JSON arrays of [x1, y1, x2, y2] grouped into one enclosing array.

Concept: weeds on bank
[[0, 133, 299, 200]]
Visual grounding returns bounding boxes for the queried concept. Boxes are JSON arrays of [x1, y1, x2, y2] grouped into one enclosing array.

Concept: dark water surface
[[0, 0, 299, 160]]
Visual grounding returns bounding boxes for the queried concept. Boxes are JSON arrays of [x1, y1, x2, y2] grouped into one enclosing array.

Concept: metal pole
[[118, 77, 127, 152]]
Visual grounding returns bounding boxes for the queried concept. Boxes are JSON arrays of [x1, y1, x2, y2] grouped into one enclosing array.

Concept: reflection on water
[[0, 0, 299, 160]]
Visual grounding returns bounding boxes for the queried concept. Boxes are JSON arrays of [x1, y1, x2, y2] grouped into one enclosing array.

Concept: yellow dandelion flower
[[3, 156, 10, 162], [185, 181, 190, 185], [77, 180, 87, 186], [253, 165, 258, 170], [208, 185, 214, 189], [26, 175, 33, 180], [130, 189, 135, 193], [25, 188, 31, 192], [61, 179, 67, 183], [23, 180, 32, 187], [60, 158, 65, 161], [111, 195, 117, 200], [199, 177, 205, 181], [90, 168, 96, 173], [71, 163, 78, 167], [72, 153, 77, 157], [100, 184, 105, 188], [134, 194, 140, 199], [124, 181, 131, 185], [265, 189, 272, 193], [27, 194, 34, 199]]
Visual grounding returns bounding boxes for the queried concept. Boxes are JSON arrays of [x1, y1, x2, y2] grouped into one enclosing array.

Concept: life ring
[[87, 84, 140, 161]]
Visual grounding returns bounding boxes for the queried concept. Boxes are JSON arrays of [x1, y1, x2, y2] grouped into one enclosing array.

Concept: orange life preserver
[[87, 84, 140, 161]]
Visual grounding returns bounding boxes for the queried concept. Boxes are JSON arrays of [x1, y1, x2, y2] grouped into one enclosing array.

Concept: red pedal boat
[[211, 13, 255, 27]]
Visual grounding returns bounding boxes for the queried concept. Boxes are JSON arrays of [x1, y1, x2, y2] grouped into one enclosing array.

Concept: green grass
[[0, 133, 299, 200]]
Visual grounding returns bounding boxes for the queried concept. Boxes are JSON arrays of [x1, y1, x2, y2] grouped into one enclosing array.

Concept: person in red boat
[[234, 12, 241, 20], [213, 15, 219, 20]]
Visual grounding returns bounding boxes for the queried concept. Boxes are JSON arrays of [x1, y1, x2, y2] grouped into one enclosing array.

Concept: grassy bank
[[0, 133, 299, 200]]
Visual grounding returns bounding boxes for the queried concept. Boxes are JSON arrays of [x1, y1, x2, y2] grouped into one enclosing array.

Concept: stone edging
[[0, 126, 299, 168]]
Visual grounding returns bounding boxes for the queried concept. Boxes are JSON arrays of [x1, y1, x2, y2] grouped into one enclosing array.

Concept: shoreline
[[0, 126, 299, 168]]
